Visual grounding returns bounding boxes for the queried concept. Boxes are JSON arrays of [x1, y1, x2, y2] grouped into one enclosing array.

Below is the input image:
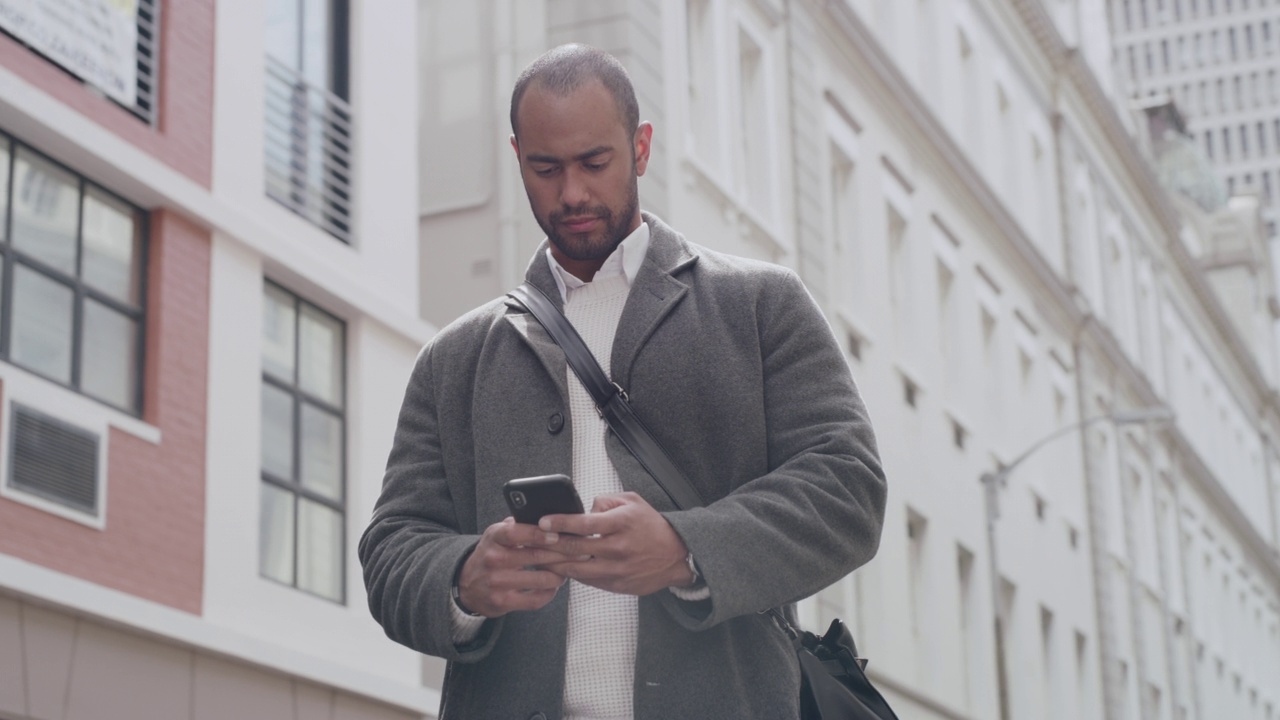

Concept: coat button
[[528, 714, 548, 720], [547, 412, 564, 434]]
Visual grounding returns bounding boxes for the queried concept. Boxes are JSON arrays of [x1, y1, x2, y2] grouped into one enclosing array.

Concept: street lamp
[[981, 405, 1175, 720]]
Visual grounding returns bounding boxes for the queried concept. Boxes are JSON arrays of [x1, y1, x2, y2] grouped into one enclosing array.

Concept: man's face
[[511, 79, 651, 276]]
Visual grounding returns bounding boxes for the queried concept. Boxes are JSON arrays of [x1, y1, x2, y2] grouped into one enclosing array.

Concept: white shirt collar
[[545, 221, 650, 302]]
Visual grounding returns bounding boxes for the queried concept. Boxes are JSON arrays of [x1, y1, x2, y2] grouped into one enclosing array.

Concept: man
[[360, 44, 886, 719]]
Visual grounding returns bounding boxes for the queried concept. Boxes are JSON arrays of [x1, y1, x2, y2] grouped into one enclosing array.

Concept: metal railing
[[134, 0, 159, 125], [264, 56, 354, 243]]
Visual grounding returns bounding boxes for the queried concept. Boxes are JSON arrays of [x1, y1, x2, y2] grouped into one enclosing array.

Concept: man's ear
[[510, 134, 521, 162], [633, 122, 654, 176]]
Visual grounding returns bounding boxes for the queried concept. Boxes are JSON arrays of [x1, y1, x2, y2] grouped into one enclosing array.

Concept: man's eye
[[584, 161, 607, 171], [533, 166, 559, 177]]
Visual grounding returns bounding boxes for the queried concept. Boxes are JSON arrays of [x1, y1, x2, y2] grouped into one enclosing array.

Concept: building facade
[[1111, 0, 1280, 236], [418, 1, 1280, 719], [0, 1, 437, 719]]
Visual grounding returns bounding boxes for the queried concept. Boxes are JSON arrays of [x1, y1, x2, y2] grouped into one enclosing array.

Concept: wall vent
[[7, 403, 99, 514]]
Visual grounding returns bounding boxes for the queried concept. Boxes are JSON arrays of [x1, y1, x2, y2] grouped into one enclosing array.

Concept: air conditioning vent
[[8, 403, 99, 513]]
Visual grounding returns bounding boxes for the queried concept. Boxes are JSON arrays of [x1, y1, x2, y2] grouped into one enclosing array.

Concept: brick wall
[[0, 0, 215, 187], [0, 209, 211, 614]]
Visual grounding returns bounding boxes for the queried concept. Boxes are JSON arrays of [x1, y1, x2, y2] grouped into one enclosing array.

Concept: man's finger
[[538, 508, 624, 536], [490, 517, 561, 547]]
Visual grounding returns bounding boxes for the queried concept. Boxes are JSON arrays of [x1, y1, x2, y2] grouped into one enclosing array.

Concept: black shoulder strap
[[508, 282, 705, 511]]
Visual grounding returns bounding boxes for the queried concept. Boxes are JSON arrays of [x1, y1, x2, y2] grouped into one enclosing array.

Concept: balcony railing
[[134, 0, 159, 124], [264, 56, 354, 243]]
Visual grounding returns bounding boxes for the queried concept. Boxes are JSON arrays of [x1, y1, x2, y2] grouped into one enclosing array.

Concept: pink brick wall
[[0, 209, 211, 614], [0, 0, 216, 187]]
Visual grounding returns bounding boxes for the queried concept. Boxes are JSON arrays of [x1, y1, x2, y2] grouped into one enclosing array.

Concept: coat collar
[[610, 212, 698, 388]]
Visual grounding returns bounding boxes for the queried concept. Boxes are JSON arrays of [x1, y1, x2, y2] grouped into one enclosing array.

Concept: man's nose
[[559, 169, 589, 207]]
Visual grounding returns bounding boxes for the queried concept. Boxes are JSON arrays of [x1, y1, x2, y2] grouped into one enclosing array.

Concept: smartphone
[[503, 474, 584, 525]]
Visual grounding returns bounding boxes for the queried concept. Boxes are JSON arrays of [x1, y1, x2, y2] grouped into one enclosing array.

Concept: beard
[[536, 178, 639, 264]]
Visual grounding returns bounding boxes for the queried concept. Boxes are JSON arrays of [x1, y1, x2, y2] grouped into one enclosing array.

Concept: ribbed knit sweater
[[560, 270, 636, 719]]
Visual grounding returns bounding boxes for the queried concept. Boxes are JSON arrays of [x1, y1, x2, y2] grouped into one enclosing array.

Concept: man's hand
[[456, 517, 585, 618], [538, 492, 696, 596]]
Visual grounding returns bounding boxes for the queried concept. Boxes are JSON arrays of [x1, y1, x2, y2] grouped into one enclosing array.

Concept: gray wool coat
[[359, 213, 887, 720]]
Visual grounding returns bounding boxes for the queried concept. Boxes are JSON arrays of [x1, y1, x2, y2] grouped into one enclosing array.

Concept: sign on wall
[[0, 0, 139, 106]]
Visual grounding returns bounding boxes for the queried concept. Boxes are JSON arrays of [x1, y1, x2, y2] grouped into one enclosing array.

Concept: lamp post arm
[[996, 414, 1113, 483]]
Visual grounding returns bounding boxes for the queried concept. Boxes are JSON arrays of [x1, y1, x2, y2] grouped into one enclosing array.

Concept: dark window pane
[[261, 383, 295, 480], [300, 402, 342, 501], [81, 299, 139, 410], [297, 497, 342, 600], [81, 188, 141, 305], [11, 149, 78, 274], [11, 265, 74, 382], [260, 483, 295, 584]]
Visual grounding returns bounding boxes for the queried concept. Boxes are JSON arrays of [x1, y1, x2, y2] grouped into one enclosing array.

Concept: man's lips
[[560, 216, 600, 232]]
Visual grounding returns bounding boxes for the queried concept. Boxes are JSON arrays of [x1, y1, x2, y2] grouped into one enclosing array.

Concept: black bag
[[782, 615, 900, 720], [510, 282, 900, 720]]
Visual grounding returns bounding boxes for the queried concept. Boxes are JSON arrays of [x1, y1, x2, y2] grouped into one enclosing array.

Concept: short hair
[[510, 44, 640, 139]]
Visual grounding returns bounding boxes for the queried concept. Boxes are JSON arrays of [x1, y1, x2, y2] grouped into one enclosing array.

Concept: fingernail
[[544, 532, 559, 543]]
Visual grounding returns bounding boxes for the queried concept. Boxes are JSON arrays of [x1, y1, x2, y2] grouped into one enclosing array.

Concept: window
[[887, 202, 909, 313], [0, 135, 146, 414], [736, 29, 773, 217], [906, 509, 928, 640], [260, 282, 347, 603], [687, 0, 721, 172], [957, 545, 979, 708], [264, 0, 353, 242]]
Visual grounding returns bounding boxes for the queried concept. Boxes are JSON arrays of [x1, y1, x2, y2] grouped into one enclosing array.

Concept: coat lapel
[[502, 242, 570, 402], [610, 213, 699, 389]]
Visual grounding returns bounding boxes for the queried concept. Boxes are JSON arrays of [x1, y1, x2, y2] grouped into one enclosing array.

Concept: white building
[[1111, 0, 1280, 236]]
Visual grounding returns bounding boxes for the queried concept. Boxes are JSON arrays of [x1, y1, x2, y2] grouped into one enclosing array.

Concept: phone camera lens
[[511, 491, 526, 508]]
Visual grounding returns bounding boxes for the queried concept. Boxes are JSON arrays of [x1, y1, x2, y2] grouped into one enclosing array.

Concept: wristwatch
[[452, 580, 483, 617], [684, 551, 700, 586]]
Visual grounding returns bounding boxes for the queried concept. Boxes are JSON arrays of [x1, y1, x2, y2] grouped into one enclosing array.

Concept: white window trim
[[731, 11, 782, 223]]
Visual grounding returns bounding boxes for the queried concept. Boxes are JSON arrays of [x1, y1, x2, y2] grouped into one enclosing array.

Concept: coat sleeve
[[659, 268, 887, 630], [358, 342, 504, 661]]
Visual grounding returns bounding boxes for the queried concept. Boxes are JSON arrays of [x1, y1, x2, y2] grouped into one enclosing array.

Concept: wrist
[[674, 550, 700, 588], [452, 550, 483, 617]]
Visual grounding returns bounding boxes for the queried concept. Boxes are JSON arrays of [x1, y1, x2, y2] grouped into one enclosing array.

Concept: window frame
[[0, 132, 149, 416], [259, 279, 348, 605]]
